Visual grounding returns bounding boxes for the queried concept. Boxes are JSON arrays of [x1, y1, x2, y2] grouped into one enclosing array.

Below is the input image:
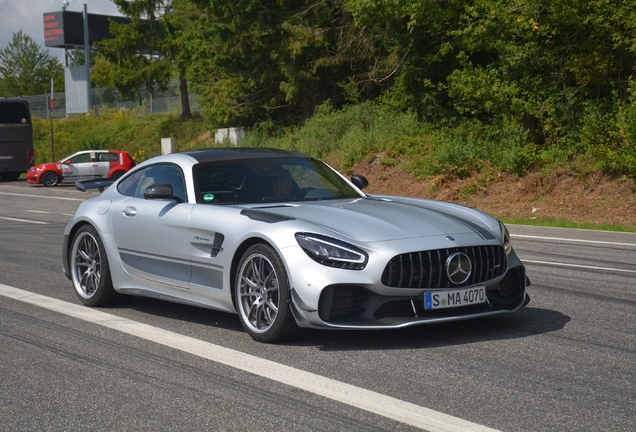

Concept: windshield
[[194, 157, 363, 204]]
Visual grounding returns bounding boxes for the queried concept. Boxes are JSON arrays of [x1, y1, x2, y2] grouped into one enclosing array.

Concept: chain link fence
[[23, 82, 202, 119]]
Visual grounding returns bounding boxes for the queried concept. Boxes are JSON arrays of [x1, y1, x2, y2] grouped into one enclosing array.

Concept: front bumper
[[25, 170, 43, 184], [62, 234, 71, 279], [291, 264, 530, 330]]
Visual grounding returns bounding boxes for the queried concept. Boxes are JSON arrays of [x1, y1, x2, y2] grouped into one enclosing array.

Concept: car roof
[[73, 150, 127, 154], [180, 147, 310, 164], [0, 97, 28, 104]]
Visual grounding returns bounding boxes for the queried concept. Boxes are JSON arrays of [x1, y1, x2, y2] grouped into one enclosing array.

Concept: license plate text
[[424, 287, 486, 310]]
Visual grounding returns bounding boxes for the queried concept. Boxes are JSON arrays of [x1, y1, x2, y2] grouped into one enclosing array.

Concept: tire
[[41, 171, 59, 187], [70, 225, 120, 306], [111, 171, 125, 180], [235, 244, 298, 343]]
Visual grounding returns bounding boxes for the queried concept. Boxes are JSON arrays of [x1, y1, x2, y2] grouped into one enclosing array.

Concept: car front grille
[[381, 245, 507, 289]]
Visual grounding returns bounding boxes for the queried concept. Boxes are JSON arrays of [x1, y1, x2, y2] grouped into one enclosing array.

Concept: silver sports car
[[62, 148, 530, 343]]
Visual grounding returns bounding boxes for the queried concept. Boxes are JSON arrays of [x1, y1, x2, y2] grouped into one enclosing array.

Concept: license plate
[[424, 287, 486, 310]]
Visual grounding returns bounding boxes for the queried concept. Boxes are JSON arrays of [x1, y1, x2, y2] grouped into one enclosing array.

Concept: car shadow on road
[[120, 295, 569, 350], [120, 296, 246, 332], [295, 307, 570, 351]]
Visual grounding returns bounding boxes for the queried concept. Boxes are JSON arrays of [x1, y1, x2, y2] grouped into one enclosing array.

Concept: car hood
[[29, 162, 57, 171], [249, 196, 500, 243]]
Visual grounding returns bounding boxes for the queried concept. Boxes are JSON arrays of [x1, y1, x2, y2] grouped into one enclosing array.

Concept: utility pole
[[83, 3, 91, 112], [48, 76, 55, 160]]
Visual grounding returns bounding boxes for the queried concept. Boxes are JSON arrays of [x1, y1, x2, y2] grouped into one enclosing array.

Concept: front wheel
[[41, 171, 59, 187], [235, 244, 298, 343], [70, 225, 120, 306]]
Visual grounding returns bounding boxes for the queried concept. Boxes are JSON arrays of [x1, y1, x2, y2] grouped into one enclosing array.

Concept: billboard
[[43, 11, 131, 49]]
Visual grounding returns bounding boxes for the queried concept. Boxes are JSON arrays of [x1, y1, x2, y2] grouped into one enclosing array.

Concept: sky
[[0, 0, 122, 62]]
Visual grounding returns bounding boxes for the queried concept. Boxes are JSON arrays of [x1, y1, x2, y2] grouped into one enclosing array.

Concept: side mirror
[[64, 160, 72, 164], [144, 183, 183, 203], [351, 174, 369, 190]]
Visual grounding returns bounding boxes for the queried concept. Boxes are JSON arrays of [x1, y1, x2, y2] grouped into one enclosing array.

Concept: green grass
[[33, 109, 213, 165], [501, 217, 636, 233]]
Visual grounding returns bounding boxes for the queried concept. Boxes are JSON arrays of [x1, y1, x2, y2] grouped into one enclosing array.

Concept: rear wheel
[[235, 244, 298, 343], [70, 225, 120, 306], [41, 171, 59, 187]]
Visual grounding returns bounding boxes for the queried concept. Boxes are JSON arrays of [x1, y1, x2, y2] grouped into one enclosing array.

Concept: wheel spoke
[[263, 268, 275, 285], [79, 270, 91, 293], [251, 259, 263, 284], [78, 249, 91, 262], [263, 304, 275, 324], [247, 300, 258, 320], [264, 297, 278, 313], [241, 275, 259, 291]]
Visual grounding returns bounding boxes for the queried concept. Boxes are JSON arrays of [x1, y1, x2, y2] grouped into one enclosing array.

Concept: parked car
[[62, 148, 530, 343], [27, 150, 136, 186]]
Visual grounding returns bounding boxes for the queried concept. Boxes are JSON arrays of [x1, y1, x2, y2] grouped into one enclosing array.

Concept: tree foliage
[[178, 1, 631, 147], [13, 0, 632, 176], [0, 30, 63, 97], [96, 0, 192, 119]]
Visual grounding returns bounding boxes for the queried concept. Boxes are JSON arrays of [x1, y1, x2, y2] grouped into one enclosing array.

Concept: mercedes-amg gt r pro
[[62, 148, 530, 343]]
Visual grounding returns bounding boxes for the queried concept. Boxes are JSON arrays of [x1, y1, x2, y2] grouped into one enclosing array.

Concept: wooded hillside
[[95, 1, 636, 178]]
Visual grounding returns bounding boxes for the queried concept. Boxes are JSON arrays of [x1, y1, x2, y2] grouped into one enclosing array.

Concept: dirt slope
[[353, 158, 636, 229]]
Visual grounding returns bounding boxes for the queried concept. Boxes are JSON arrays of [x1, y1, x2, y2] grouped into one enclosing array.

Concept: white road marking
[[0, 191, 84, 201], [522, 259, 636, 274], [511, 234, 636, 248], [27, 210, 50, 214], [0, 284, 498, 432], [0, 216, 49, 225]]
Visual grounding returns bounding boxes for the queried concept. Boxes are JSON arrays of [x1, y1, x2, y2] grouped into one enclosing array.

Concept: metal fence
[[23, 83, 202, 119]]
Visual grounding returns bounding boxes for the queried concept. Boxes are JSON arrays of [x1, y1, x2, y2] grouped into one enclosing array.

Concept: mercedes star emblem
[[446, 252, 472, 285]]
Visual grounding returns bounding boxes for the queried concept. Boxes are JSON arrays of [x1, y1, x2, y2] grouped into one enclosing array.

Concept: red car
[[27, 150, 136, 187]]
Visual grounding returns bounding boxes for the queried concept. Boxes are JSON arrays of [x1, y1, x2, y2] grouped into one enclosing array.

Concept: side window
[[100, 153, 118, 162], [69, 153, 91, 164], [118, 164, 187, 202], [118, 169, 144, 197]]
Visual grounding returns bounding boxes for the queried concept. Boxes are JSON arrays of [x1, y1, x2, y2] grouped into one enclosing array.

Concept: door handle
[[122, 206, 137, 217]]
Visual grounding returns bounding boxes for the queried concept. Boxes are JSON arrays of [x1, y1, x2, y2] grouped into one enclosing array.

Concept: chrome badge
[[446, 252, 472, 285]]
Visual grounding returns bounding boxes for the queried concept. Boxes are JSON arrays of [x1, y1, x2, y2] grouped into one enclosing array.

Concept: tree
[[97, 0, 192, 119], [0, 30, 63, 97], [184, 0, 378, 126]]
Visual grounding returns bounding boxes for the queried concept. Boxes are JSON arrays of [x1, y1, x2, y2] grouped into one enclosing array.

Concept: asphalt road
[[1, 179, 634, 431]]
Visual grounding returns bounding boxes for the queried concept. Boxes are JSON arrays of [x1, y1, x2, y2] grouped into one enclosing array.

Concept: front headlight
[[28, 167, 43, 173], [500, 222, 512, 255], [295, 233, 368, 270]]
